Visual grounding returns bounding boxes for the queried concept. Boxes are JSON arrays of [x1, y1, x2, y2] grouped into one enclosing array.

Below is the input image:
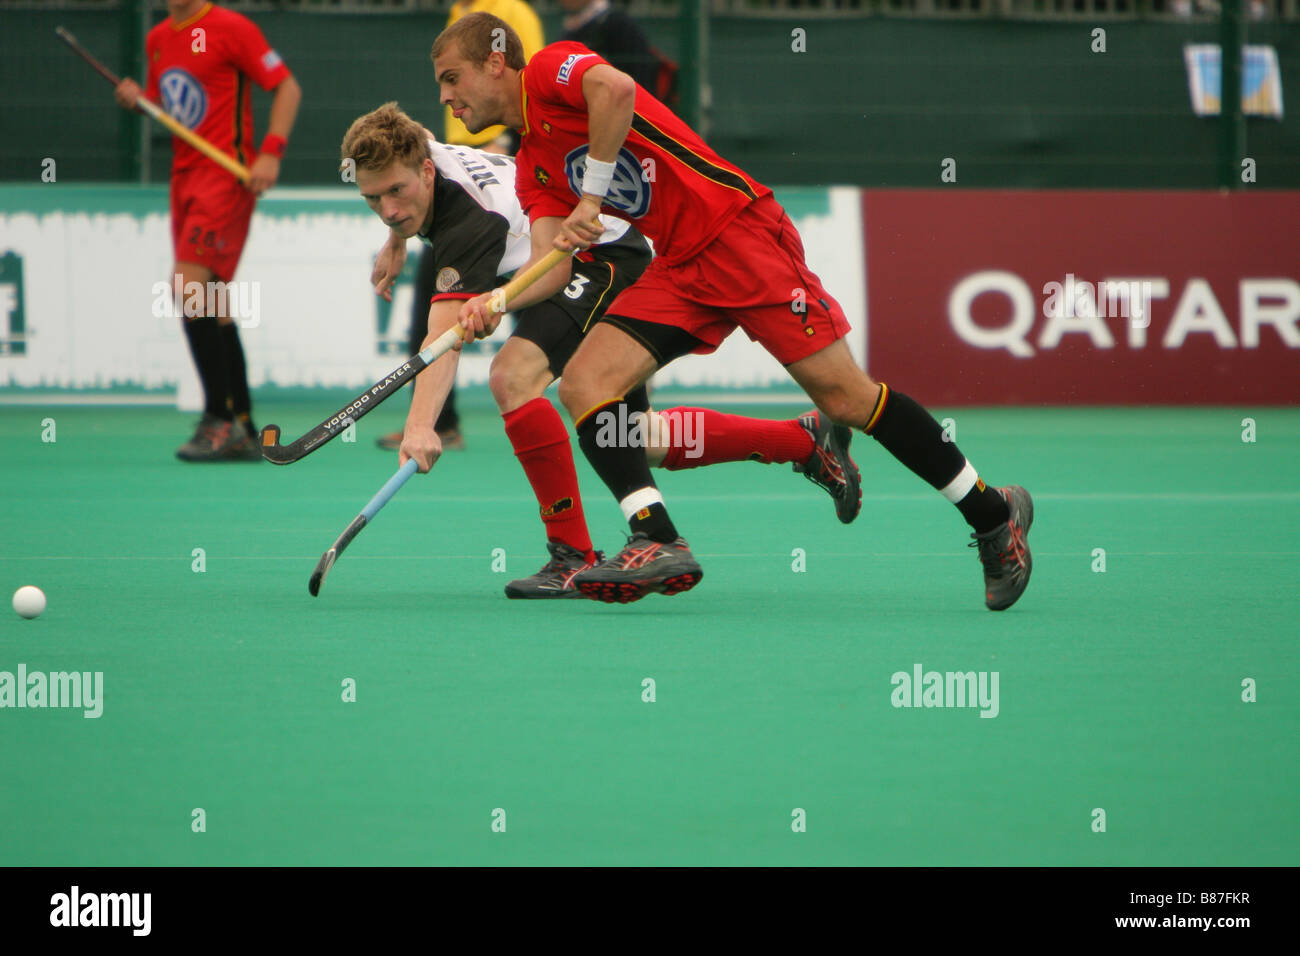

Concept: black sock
[[624, 384, 650, 416], [865, 384, 1009, 533], [219, 323, 253, 429], [955, 482, 1009, 534], [183, 317, 231, 421], [576, 398, 678, 543], [628, 502, 677, 542]]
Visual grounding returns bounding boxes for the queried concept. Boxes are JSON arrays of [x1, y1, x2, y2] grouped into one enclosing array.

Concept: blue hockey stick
[[309, 457, 419, 596]]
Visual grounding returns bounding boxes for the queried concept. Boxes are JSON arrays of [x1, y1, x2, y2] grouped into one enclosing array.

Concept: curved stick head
[[259, 424, 281, 447], [308, 549, 336, 597]]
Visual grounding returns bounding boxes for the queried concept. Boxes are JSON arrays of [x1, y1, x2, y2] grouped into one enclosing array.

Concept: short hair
[[340, 102, 430, 175], [432, 12, 525, 71]]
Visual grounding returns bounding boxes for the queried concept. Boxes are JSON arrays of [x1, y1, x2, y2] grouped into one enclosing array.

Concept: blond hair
[[341, 102, 430, 175]]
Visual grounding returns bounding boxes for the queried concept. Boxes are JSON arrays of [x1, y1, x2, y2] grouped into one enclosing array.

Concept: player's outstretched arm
[[458, 217, 571, 334], [402, 299, 464, 473]]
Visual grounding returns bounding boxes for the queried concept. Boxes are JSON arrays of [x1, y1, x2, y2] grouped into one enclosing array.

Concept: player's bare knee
[[557, 371, 610, 422], [556, 375, 588, 420], [488, 354, 524, 409], [814, 385, 875, 429]]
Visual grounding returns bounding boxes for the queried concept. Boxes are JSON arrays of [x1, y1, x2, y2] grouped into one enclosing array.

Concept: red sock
[[502, 398, 595, 560], [658, 407, 814, 470]]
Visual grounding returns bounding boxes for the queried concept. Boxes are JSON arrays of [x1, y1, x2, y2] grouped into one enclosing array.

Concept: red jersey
[[515, 42, 771, 265], [145, 2, 291, 174]]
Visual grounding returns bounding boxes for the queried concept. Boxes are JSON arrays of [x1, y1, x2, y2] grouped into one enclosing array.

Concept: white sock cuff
[[939, 460, 978, 503], [619, 487, 663, 521]]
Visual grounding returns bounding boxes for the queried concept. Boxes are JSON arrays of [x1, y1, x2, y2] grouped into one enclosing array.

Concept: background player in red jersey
[[436, 14, 1034, 610], [114, 0, 301, 461]]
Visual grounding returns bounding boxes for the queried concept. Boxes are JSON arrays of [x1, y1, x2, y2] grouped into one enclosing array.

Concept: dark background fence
[[2, 1, 1296, 187]]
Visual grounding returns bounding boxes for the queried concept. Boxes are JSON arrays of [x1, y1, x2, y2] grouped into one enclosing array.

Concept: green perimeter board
[[0, 400, 1297, 866]]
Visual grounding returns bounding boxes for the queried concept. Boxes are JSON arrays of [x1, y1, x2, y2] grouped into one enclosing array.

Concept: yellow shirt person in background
[[443, 0, 544, 151]]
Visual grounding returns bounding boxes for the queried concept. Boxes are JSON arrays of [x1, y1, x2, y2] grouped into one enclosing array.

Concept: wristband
[[260, 134, 288, 160], [581, 156, 616, 199]]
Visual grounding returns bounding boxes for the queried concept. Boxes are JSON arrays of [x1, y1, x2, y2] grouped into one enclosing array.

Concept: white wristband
[[582, 156, 616, 199]]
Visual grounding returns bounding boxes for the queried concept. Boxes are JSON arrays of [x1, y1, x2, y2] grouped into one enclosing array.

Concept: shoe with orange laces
[[573, 532, 703, 604], [969, 485, 1034, 610]]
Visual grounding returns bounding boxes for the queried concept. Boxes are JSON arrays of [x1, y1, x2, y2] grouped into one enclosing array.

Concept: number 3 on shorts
[[563, 274, 591, 300]]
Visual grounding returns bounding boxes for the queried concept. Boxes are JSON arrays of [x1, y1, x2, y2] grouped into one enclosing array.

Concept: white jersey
[[417, 138, 639, 304]]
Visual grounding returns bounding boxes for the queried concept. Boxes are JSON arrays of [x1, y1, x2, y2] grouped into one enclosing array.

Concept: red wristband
[[260, 134, 288, 159]]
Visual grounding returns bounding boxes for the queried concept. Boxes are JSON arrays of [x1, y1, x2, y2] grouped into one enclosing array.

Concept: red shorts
[[170, 164, 256, 281], [603, 194, 852, 366]]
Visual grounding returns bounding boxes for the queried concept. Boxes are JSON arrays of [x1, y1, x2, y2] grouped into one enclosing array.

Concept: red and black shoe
[[504, 542, 602, 599], [969, 485, 1034, 611], [792, 410, 862, 524], [573, 533, 703, 604]]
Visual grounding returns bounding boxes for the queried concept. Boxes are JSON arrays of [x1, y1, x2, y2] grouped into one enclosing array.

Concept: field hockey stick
[[260, 247, 573, 465], [55, 26, 252, 184], [309, 457, 418, 596]]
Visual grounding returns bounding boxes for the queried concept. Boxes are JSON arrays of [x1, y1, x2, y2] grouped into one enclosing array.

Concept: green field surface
[[1, 396, 1297, 866]]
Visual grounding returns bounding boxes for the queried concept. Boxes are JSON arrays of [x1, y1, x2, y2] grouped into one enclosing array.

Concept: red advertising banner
[[862, 190, 1300, 404]]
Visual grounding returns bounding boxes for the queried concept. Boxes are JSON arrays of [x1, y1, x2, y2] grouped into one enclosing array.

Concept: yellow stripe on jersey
[[629, 113, 758, 201], [519, 74, 530, 137]]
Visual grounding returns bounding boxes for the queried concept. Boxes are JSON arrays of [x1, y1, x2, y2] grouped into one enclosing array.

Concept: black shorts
[[596, 314, 709, 370], [511, 252, 646, 378]]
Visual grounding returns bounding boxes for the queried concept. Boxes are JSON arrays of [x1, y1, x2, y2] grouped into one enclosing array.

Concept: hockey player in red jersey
[[114, 0, 301, 461], [436, 14, 1034, 610]]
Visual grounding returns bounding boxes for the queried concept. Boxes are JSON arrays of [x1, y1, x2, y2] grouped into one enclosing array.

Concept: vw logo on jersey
[[564, 146, 650, 218], [159, 69, 207, 129]]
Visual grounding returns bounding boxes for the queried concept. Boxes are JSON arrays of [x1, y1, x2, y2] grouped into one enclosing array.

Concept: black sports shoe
[[792, 410, 862, 524], [505, 541, 601, 599], [176, 413, 233, 462], [573, 533, 703, 604], [969, 485, 1034, 611]]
